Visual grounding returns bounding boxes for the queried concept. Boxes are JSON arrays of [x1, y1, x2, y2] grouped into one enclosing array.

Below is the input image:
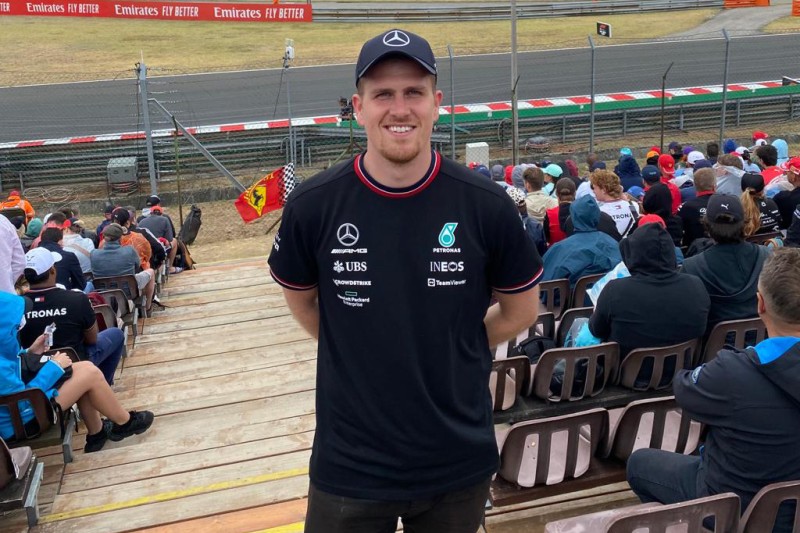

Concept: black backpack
[[178, 205, 202, 245], [511, 335, 556, 365]]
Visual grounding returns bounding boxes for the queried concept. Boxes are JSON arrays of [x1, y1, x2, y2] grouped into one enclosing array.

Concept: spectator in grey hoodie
[[714, 153, 744, 197]]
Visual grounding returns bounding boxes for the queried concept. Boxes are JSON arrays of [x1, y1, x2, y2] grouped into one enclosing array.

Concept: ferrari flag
[[234, 163, 297, 223]]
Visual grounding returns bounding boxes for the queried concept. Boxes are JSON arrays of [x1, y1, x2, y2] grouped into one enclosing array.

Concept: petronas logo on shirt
[[438, 222, 458, 248]]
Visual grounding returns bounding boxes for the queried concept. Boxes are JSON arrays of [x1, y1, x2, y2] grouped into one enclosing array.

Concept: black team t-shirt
[[19, 287, 95, 358], [268, 151, 543, 500]]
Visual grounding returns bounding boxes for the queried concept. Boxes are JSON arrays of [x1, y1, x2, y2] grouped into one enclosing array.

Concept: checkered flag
[[279, 162, 297, 207]]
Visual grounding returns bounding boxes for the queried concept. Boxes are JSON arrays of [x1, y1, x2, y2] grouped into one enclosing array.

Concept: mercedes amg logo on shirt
[[337, 223, 359, 246], [382, 30, 411, 47]]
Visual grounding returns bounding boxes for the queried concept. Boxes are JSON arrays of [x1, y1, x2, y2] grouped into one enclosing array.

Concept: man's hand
[[484, 285, 540, 348]]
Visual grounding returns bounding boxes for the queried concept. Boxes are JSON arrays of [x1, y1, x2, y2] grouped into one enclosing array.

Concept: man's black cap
[[355, 29, 437, 86], [146, 195, 161, 207]]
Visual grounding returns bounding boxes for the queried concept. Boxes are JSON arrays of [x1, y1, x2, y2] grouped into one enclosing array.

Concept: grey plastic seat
[[532, 343, 620, 403], [701, 317, 767, 365], [619, 339, 699, 392], [740, 480, 800, 533]]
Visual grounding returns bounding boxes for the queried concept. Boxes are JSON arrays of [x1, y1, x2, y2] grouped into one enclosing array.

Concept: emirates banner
[[0, 1, 312, 22]]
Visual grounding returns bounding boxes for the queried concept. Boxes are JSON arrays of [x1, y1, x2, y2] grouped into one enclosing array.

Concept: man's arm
[[83, 321, 99, 345], [282, 287, 319, 340], [484, 285, 539, 348]]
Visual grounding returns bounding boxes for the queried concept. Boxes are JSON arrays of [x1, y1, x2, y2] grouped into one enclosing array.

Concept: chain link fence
[[1, 35, 799, 199]]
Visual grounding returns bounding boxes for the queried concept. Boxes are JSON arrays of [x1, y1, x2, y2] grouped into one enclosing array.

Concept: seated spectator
[[19, 248, 124, 385], [741, 172, 781, 237], [137, 205, 174, 270], [542, 164, 562, 196], [62, 219, 95, 276], [91, 224, 156, 313], [706, 141, 719, 165], [645, 148, 660, 167], [544, 178, 575, 246], [677, 168, 716, 249], [614, 154, 643, 192], [523, 166, 558, 222], [96, 205, 115, 237], [102, 208, 151, 272], [29, 212, 67, 250], [772, 157, 800, 229], [591, 170, 639, 238], [1, 291, 153, 453], [758, 144, 785, 189], [505, 187, 547, 257], [0, 190, 35, 222], [490, 164, 510, 190], [736, 146, 762, 174], [713, 153, 744, 196], [682, 194, 770, 333], [643, 183, 683, 247], [39, 227, 87, 292], [18, 218, 42, 253], [627, 248, 800, 533], [589, 219, 709, 380], [657, 155, 682, 213], [786, 207, 800, 248], [542, 195, 621, 285], [773, 138, 789, 166], [126, 207, 166, 270]]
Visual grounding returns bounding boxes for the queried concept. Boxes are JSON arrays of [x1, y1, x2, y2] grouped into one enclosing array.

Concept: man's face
[[353, 58, 443, 168]]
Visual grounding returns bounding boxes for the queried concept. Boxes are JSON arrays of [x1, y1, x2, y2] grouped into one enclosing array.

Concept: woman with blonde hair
[[740, 172, 780, 237], [590, 169, 639, 238]]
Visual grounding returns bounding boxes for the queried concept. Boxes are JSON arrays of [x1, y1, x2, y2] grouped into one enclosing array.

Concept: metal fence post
[[136, 61, 158, 195], [447, 45, 456, 160], [511, 0, 519, 165], [588, 36, 596, 153], [660, 62, 674, 153], [719, 29, 731, 149]]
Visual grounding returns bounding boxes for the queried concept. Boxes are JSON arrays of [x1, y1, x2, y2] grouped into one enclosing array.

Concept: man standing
[[627, 248, 800, 533], [0, 215, 26, 294], [268, 29, 542, 533]]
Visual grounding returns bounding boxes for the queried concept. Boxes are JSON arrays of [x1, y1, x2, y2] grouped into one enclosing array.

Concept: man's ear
[[757, 291, 767, 316]]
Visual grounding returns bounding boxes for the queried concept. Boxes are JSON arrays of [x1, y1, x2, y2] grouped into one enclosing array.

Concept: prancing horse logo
[[337, 223, 359, 246], [383, 30, 411, 47]]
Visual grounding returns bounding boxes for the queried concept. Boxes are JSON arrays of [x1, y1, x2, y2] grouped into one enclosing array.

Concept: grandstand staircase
[[0, 260, 637, 532]]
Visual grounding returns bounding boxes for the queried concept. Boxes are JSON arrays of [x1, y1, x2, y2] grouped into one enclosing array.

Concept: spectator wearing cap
[[125, 206, 166, 271], [667, 141, 683, 164], [473, 165, 491, 180], [713, 153, 744, 197], [544, 178, 576, 246], [20, 247, 126, 387], [490, 165, 510, 190], [645, 149, 660, 167], [38, 227, 87, 292], [752, 130, 768, 145], [96, 205, 115, 237], [138, 203, 177, 272], [523, 166, 558, 223], [677, 168, 716, 249], [62, 219, 95, 276], [542, 164, 563, 197], [590, 169, 640, 238], [91, 224, 156, 314], [682, 194, 771, 333], [542, 195, 621, 286], [588, 220, 709, 384], [735, 146, 761, 174], [506, 187, 547, 257], [101, 208, 151, 273], [771, 157, 800, 229], [614, 153, 643, 192], [706, 142, 720, 165], [643, 183, 683, 247], [656, 154, 682, 214], [723, 139, 738, 155], [673, 150, 705, 202], [741, 172, 781, 237], [0, 190, 35, 222], [0, 215, 26, 295], [18, 218, 42, 253]]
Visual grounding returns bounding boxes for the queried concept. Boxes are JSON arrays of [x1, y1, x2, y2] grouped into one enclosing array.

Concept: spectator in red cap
[[657, 154, 681, 214], [752, 130, 768, 144], [0, 190, 35, 222], [772, 156, 800, 228]]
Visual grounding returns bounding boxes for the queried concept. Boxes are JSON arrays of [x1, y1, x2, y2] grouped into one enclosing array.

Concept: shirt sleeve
[[267, 198, 318, 290], [488, 196, 543, 294], [79, 294, 96, 330]]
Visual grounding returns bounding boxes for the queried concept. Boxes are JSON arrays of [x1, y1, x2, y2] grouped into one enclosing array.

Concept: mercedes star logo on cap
[[382, 30, 411, 47]]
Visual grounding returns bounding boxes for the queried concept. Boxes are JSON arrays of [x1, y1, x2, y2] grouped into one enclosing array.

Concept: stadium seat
[[489, 356, 530, 412], [0, 388, 75, 463], [493, 312, 555, 360], [545, 492, 740, 532], [571, 273, 604, 309], [531, 343, 620, 402], [619, 339, 699, 391], [701, 317, 767, 365], [740, 480, 800, 533], [555, 306, 594, 347], [603, 396, 702, 461], [96, 287, 140, 348], [0, 437, 44, 527], [497, 408, 607, 488], [745, 231, 783, 246], [539, 278, 571, 319]]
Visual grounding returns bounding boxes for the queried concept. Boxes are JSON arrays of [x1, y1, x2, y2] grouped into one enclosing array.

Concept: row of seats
[[545, 481, 800, 532]]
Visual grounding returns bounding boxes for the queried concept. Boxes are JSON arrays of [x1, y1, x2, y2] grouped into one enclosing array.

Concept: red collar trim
[[697, 191, 715, 197], [354, 151, 440, 199]]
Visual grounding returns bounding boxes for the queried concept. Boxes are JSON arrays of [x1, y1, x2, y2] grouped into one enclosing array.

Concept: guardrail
[[313, 0, 723, 22], [1, 81, 798, 190]]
